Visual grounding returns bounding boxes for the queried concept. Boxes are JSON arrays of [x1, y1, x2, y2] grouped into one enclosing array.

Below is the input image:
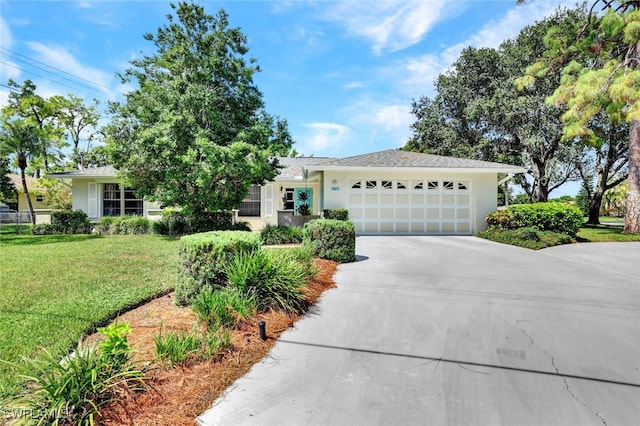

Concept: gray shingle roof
[[46, 150, 524, 182], [46, 166, 117, 178], [274, 157, 335, 180], [307, 149, 524, 171]]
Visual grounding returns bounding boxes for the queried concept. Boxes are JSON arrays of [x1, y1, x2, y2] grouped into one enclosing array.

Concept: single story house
[[1, 174, 54, 223], [47, 149, 524, 235]]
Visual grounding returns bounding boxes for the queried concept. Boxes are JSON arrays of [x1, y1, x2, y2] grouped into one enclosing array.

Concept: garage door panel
[[364, 222, 378, 233], [426, 223, 440, 233], [380, 208, 394, 219], [365, 194, 377, 204], [426, 194, 439, 204], [380, 222, 394, 233], [411, 223, 424, 233], [396, 194, 409, 204], [442, 194, 455, 205], [364, 208, 378, 219], [396, 208, 409, 219], [411, 208, 424, 219], [411, 194, 424, 204], [380, 194, 394, 204]]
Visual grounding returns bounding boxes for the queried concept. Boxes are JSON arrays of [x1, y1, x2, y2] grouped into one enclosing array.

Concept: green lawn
[[577, 224, 640, 242], [0, 233, 180, 398]]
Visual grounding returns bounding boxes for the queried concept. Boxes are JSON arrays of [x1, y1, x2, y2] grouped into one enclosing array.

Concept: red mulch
[[96, 259, 338, 426]]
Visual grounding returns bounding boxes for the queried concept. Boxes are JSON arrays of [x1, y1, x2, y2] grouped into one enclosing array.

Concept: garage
[[347, 178, 472, 234], [306, 149, 525, 236]]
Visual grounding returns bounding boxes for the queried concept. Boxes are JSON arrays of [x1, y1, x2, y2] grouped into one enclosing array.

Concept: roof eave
[[305, 165, 526, 174]]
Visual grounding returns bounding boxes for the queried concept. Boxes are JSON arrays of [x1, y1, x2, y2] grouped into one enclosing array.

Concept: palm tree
[[0, 118, 45, 224], [601, 181, 627, 218]]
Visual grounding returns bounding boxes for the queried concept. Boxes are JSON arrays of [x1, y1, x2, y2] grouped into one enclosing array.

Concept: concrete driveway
[[198, 237, 640, 426]]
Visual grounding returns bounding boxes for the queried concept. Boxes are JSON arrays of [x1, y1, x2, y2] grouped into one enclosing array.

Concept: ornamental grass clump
[[154, 328, 232, 367], [225, 249, 310, 313], [192, 286, 256, 330]]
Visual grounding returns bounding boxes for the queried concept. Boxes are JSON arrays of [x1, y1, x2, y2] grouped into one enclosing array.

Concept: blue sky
[[1, 0, 580, 194]]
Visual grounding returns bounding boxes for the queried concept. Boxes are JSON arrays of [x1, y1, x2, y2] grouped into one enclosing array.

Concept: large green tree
[[405, 8, 588, 202], [51, 94, 101, 169], [105, 2, 293, 216], [5, 80, 65, 177], [0, 118, 45, 223], [519, 0, 640, 233]]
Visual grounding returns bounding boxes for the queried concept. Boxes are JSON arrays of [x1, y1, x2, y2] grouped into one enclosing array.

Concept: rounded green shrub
[[302, 219, 356, 263], [508, 202, 583, 236], [175, 231, 261, 305]]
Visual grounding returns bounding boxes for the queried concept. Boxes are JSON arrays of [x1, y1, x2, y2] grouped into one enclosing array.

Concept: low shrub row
[[152, 210, 250, 236], [478, 227, 573, 250], [94, 216, 152, 235], [31, 210, 92, 235]]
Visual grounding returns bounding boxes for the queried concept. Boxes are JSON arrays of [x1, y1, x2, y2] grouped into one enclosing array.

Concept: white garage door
[[348, 179, 472, 234]]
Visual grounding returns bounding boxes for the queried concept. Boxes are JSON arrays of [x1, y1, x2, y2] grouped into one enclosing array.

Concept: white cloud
[[24, 42, 114, 95], [300, 122, 351, 152], [394, 0, 575, 98], [323, 0, 452, 54], [373, 104, 413, 131]]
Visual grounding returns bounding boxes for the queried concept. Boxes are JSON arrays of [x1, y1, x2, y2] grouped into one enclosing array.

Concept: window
[[124, 188, 143, 215], [365, 180, 377, 189], [381, 180, 392, 189], [103, 183, 121, 216], [458, 182, 468, 190], [427, 181, 439, 190], [414, 182, 424, 190], [396, 181, 406, 189], [351, 181, 362, 189], [238, 185, 261, 217], [103, 184, 143, 217], [35, 195, 44, 202], [443, 181, 454, 190], [283, 187, 295, 210]]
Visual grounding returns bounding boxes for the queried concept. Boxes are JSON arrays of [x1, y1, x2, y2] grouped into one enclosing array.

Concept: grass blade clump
[[225, 249, 311, 313], [1, 323, 145, 426], [192, 286, 256, 330]]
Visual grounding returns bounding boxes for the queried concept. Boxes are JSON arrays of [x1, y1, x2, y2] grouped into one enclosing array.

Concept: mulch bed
[[97, 258, 338, 426]]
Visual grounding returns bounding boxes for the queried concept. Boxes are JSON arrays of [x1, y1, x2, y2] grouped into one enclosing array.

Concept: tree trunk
[[587, 186, 604, 225], [20, 165, 36, 225], [623, 120, 640, 234]]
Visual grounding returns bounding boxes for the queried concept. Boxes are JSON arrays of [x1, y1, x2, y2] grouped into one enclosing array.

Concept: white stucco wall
[[321, 170, 499, 234]]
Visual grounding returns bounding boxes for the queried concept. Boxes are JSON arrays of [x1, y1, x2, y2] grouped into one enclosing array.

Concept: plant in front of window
[[296, 190, 311, 216]]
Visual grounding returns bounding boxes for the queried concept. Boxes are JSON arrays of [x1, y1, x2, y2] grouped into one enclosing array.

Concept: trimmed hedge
[[94, 216, 152, 235], [323, 208, 349, 221], [31, 210, 91, 235], [152, 210, 250, 236], [260, 224, 303, 245], [302, 219, 356, 263], [486, 202, 583, 236], [175, 231, 261, 305]]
